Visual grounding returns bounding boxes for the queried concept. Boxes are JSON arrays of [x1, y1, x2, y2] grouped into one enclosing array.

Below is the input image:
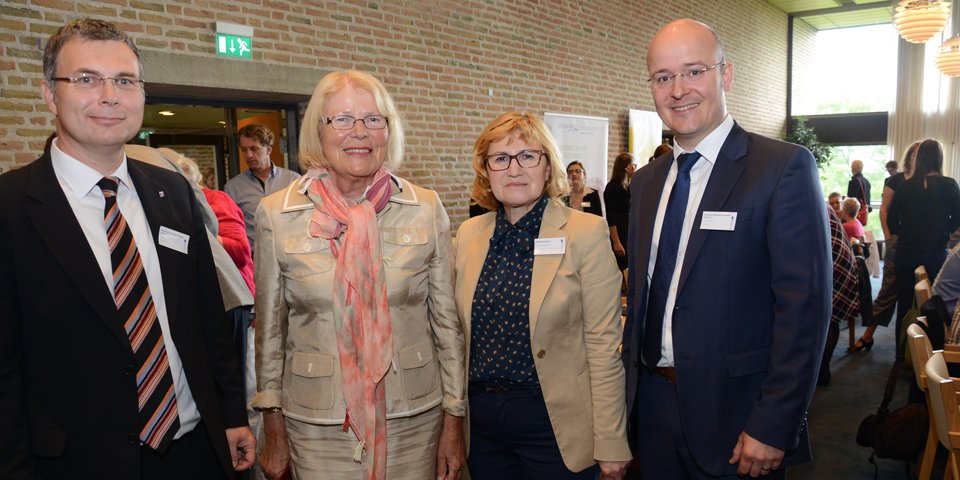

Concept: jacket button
[[125, 365, 134, 375], [128, 434, 139, 445], [536, 349, 546, 359], [632, 361, 639, 367]]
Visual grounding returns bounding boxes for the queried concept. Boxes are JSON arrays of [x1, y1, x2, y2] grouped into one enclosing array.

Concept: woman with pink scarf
[[251, 70, 466, 480]]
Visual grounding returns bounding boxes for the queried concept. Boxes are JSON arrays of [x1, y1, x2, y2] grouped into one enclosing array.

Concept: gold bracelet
[[254, 406, 282, 414]]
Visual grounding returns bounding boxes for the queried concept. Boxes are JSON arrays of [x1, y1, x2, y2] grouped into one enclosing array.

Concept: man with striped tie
[[0, 19, 255, 480]]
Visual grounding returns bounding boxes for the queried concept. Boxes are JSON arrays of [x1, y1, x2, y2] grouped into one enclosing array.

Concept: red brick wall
[[0, 0, 791, 226]]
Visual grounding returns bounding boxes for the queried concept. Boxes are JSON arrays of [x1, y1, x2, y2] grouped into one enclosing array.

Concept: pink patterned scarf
[[305, 166, 394, 480]]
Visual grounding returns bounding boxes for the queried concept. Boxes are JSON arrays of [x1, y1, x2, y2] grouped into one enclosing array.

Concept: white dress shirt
[[646, 115, 735, 367], [51, 140, 200, 439]]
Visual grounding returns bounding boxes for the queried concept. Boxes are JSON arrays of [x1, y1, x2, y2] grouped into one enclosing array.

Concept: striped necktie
[[97, 177, 180, 452]]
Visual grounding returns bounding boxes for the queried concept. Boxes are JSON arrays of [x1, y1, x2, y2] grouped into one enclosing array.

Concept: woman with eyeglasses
[[562, 161, 603, 216], [251, 70, 466, 480], [454, 111, 631, 480]]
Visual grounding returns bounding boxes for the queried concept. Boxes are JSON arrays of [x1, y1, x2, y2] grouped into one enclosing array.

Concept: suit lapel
[[25, 154, 131, 348], [459, 213, 495, 341], [128, 160, 181, 328], [632, 156, 672, 304], [529, 201, 567, 339], [676, 123, 749, 293]]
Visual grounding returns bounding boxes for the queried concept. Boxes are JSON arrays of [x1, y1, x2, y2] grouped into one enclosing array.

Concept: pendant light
[[895, 0, 951, 44]]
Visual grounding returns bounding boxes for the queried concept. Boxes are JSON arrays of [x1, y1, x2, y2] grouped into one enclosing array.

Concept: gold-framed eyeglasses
[[50, 73, 144, 91], [321, 114, 388, 130], [647, 62, 725, 89], [485, 150, 546, 171]]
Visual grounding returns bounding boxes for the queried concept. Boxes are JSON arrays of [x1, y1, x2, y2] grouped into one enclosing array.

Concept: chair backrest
[[925, 351, 960, 450], [917, 279, 932, 305], [908, 317, 933, 390], [917, 265, 929, 282]]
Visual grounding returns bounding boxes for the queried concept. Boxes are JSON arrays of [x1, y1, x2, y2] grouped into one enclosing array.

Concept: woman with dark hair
[[603, 153, 636, 271], [888, 139, 960, 355], [853, 142, 919, 352], [562, 161, 602, 216]]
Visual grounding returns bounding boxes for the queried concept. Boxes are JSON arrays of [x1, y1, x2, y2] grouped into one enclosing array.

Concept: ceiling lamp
[[894, 0, 951, 44], [937, 35, 960, 76]]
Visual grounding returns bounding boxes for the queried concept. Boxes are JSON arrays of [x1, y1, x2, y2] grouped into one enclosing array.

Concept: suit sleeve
[[251, 198, 288, 410], [187, 182, 248, 428], [578, 217, 631, 461], [0, 202, 37, 478], [425, 190, 467, 417], [744, 146, 831, 450]]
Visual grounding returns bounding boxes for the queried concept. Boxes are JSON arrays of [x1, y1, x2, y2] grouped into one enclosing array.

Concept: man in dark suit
[[622, 19, 831, 479], [0, 19, 255, 479]]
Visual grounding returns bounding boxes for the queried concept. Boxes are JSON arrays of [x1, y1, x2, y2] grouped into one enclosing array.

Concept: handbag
[[856, 316, 928, 464]]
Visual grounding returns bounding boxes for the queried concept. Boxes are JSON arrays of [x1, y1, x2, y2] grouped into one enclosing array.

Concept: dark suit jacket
[[0, 154, 248, 479], [622, 123, 831, 475]]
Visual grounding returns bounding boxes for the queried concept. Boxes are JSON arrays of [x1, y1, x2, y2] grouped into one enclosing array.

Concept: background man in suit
[[622, 19, 831, 479], [0, 18, 254, 479]]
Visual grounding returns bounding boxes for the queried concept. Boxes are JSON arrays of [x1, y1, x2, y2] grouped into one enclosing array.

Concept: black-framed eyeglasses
[[50, 73, 144, 91], [647, 62, 725, 89], [484, 150, 546, 171], [321, 114, 389, 130]]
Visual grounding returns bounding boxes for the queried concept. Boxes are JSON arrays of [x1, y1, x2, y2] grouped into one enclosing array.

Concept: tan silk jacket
[[251, 175, 466, 424]]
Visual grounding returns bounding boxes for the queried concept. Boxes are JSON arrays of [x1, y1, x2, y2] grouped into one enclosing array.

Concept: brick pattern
[[0, 0, 791, 225]]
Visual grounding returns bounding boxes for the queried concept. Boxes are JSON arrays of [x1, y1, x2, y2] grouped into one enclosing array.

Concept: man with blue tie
[[622, 19, 831, 479], [0, 19, 254, 479]]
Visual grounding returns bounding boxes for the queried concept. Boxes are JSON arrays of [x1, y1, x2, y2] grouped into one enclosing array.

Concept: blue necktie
[[643, 151, 701, 368]]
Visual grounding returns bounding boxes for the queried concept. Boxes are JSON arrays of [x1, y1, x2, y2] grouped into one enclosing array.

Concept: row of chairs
[[908, 265, 956, 479]]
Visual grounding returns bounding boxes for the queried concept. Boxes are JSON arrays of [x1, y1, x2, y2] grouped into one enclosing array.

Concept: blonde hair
[[470, 111, 568, 211], [299, 70, 404, 171], [173, 154, 203, 186]]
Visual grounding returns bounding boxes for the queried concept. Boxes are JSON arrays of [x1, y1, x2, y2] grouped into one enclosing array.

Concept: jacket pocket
[[725, 347, 770, 378], [289, 352, 336, 410], [281, 237, 333, 278], [397, 340, 440, 401], [382, 227, 430, 270]]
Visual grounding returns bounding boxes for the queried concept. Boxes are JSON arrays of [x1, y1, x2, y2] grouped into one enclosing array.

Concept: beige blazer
[[455, 201, 631, 471], [251, 175, 466, 424]]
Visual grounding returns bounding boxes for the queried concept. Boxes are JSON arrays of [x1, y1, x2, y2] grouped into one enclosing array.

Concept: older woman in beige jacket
[[251, 70, 466, 480], [455, 111, 630, 480]]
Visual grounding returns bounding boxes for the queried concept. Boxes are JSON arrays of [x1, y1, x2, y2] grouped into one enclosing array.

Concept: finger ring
[[761, 467, 771, 471]]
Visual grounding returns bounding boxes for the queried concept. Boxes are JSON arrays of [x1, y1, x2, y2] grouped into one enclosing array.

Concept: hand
[[598, 460, 630, 480], [260, 412, 292, 480], [225, 426, 256, 471], [435, 412, 466, 480], [613, 242, 626, 257], [728, 431, 784, 477]]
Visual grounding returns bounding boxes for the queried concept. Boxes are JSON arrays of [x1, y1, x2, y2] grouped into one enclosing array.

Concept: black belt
[[469, 383, 539, 394]]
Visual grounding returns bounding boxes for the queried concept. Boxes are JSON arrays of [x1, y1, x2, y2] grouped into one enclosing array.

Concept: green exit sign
[[216, 33, 252, 58]]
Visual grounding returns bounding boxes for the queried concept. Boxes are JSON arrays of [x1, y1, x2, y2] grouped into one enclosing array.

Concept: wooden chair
[[925, 350, 960, 479], [917, 265, 929, 283], [907, 317, 937, 480], [917, 279, 933, 306]]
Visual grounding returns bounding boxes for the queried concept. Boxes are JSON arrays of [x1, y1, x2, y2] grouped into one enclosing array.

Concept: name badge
[[701, 211, 737, 231], [159, 226, 190, 254], [534, 237, 566, 255]]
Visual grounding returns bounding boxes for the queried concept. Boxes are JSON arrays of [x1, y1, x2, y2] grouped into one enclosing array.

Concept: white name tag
[[534, 237, 566, 255], [701, 211, 737, 231], [158, 226, 190, 254]]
